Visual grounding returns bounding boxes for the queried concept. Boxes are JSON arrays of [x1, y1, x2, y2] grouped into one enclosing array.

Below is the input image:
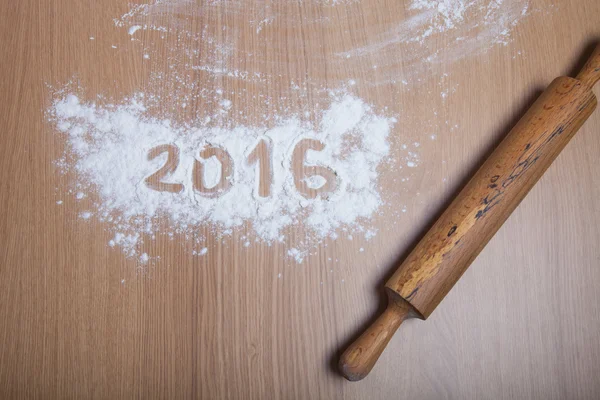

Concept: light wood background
[[1, 0, 599, 399]]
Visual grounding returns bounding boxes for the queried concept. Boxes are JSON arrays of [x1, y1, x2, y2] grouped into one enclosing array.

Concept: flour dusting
[[337, 0, 531, 81], [48, 0, 538, 265], [50, 91, 406, 261], [113, 0, 534, 86]]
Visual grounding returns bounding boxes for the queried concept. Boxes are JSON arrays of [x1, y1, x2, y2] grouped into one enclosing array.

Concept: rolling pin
[[339, 44, 600, 381]]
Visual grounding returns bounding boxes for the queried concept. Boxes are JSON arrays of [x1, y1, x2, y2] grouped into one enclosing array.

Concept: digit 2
[[145, 144, 184, 193]]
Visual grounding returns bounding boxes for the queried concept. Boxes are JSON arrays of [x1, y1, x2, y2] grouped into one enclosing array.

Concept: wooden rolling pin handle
[[339, 292, 413, 381], [576, 44, 600, 89]]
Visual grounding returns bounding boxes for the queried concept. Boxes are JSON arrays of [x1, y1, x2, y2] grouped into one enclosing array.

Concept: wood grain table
[[1, 0, 599, 398]]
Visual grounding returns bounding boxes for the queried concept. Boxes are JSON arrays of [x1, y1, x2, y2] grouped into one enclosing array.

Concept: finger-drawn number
[[193, 146, 234, 197], [145, 144, 184, 193], [246, 138, 273, 198], [292, 139, 338, 199]]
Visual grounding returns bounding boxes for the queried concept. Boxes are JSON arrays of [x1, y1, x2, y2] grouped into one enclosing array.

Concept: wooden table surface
[[1, 0, 599, 398]]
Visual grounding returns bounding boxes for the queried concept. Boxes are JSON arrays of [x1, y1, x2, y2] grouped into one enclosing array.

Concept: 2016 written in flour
[[146, 138, 337, 200], [51, 93, 408, 262]]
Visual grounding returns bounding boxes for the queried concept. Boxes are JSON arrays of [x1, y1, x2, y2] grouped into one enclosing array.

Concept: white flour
[[409, 0, 473, 34], [50, 92, 408, 262], [114, 0, 535, 88], [51, 0, 539, 265], [337, 0, 531, 82]]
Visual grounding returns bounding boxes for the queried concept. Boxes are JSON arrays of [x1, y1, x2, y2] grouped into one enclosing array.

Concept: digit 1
[[292, 138, 338, 199], [246, 138, 273, 198], [192, 145, 234, 197]]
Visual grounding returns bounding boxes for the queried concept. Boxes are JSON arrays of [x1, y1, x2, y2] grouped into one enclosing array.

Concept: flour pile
[[51, 92, 406, 261]]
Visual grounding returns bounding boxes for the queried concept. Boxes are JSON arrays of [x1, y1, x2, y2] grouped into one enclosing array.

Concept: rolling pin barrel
[[339, 44, 600, 381]]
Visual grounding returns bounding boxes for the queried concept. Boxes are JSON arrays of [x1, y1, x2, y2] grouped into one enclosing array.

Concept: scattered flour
[[192, 247, 209, 256], [50, 0, 536, 266], [128, 25, 142, 35], [337, 0, 532, 82], [50, 92, 404, 261], [287, 248, 308, 264], [112, 0, 536, 89]]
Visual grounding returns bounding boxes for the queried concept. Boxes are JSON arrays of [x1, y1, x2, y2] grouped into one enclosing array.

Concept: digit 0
[[193, 145, 234, 197]]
